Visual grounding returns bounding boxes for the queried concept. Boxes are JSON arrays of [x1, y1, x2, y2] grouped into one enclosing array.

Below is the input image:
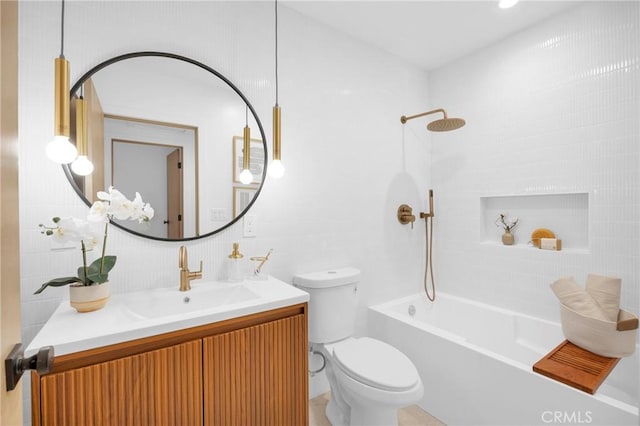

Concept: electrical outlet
[[243, 215, 257, 237]]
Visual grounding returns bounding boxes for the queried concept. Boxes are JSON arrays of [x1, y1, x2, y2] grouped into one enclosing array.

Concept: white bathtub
[[369, 292, 639, 426]]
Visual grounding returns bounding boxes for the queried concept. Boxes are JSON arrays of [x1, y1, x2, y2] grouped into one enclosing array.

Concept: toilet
[[293, 268, 423, 426]]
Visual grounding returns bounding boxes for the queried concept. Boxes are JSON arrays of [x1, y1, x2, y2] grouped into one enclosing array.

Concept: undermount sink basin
[[122, 283, 259, 320]]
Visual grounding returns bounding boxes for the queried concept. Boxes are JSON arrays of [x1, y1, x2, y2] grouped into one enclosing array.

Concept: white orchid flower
[[49, 217, 85, 244], [88, 201, 109, 223], [96, 189, 111, 202], [141, 203, 155, 222], [131, 192, 155, 222], [37, 186, 155, 294], [105, 187, 136, 220], [80, 221, 104, 250]]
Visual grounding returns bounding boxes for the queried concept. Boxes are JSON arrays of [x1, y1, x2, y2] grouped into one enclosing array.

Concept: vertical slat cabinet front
[[38, 340, 203, 426], [203, 314, 308, 426]]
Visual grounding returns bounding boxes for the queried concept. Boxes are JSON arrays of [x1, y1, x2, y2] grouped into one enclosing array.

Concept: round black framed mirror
[[65, 52, 268, 241]]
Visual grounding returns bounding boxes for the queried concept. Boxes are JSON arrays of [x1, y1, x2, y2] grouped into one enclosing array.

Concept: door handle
[[4, 343, 54, 391]]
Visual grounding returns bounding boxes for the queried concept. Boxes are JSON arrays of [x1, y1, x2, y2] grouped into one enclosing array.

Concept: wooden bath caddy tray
[[533, 340, 620, 394]]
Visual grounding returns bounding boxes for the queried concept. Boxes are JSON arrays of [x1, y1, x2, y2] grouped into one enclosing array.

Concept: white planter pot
[[69, 281, 111, 313]]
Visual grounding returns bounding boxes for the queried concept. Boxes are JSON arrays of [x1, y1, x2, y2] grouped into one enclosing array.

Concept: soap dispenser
[[227, 242, 244, 282]]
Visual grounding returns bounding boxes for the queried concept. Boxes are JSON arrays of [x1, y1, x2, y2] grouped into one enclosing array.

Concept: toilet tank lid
[[292, 267, 361, 289]]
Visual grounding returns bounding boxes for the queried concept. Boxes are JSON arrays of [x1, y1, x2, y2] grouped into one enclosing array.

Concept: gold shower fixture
[[400, 108, 466, 132], [397, 204, 416, 228]]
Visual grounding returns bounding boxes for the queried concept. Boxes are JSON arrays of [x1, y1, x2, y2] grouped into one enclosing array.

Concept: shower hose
[[423, 214, 436, 301]]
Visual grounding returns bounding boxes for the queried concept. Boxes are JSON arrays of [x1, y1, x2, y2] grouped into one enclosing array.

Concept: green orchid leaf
[[77, 267, 89, 284], [34, 276, 82, 295], [87, 273, 109, 284], [86, 256, 117, 284]]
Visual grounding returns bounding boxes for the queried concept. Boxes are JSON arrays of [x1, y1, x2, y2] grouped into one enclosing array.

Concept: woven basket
[[560, 303, 638, 358]]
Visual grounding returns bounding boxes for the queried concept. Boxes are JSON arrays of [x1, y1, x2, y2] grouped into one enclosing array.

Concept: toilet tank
[[293, 267, 361, 344]]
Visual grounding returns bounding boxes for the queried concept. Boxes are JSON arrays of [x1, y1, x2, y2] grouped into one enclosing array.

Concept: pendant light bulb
[[498, 0, 519, 9], [46, 135, 77, 164], [239, 169, 253, 185], [269, 159, 285, 179], [71, 155, 94, 176]]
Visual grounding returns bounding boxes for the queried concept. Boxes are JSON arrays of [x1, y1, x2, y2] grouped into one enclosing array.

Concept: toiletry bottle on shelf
[[227, 242, 244, 282]]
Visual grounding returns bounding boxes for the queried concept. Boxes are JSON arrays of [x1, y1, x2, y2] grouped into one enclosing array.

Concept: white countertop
[[26, 276, 309, 358]]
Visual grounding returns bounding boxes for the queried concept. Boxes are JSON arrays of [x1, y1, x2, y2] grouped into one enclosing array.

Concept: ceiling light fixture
[[46, 0, 77, 164], [239, 106, 254, 185], [498, 0, 519, 9], [269, 0, 285, 179], [70, 89, 94, 176]]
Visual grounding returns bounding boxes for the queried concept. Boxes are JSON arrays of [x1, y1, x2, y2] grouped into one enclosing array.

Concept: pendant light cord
[[60, 0, 65, 58], [274, 0, 279, 106]]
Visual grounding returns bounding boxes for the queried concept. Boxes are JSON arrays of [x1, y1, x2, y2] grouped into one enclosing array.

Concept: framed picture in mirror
[[233, 186, 257, 218]]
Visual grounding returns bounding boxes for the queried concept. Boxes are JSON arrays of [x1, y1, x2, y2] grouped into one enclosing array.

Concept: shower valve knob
[[397, 204, 416, 227]]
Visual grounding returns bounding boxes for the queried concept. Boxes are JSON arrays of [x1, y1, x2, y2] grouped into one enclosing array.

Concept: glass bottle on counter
[[227, 242, 244, 282]]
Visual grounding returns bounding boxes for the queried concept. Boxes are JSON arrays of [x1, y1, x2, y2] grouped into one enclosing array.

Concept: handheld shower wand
[[421, 190, 436, 301], [420, 190, 434, 219]]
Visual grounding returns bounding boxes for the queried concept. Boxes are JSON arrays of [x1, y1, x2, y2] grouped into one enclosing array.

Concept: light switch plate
[[243, 215, 257, 237]]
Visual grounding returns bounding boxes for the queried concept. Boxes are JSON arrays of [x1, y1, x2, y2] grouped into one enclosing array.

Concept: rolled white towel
[[550, 276, 608, 321], [585, 273, 621, 322]]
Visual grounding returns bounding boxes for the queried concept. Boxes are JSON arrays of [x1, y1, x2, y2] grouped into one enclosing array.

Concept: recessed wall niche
[[480, 192, 589, 252]]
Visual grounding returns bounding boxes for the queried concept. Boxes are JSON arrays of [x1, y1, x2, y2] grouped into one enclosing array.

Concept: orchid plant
[[495, 213, 518, 232], [34, 187, 154, 294]]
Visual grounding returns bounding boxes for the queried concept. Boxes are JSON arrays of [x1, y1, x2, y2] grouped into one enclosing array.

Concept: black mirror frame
[[65, 51, 268, 242]]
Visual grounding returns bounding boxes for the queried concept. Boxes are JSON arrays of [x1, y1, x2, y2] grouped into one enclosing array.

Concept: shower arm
[[400, 108, 446, 124]]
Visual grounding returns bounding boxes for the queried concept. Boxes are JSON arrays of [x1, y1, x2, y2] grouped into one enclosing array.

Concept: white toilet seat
[[328, 337, 420, 391]]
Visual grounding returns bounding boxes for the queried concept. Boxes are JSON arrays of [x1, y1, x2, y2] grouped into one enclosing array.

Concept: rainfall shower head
[[400, 108, 465, 132]]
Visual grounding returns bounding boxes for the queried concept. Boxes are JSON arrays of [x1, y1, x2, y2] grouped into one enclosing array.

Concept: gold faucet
[[178, 246, 203, 291], [250, 249, 273, 276]]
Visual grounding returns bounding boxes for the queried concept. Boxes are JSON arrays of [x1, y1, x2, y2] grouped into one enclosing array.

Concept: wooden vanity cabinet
[[31, 303, 308, 426]]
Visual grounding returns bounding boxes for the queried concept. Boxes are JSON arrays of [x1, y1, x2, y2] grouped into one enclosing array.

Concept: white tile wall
[[18, 1, 430, 419], [428, 2, 639, 321]]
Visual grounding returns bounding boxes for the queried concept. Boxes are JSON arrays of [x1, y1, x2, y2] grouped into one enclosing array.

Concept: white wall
[[18, 1, 430, 418], [427, 2, 639, 321]]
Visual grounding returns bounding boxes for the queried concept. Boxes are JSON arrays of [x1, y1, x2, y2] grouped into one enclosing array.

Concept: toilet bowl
[[293, 268, 423, 426], [323, 337, 424, 425]]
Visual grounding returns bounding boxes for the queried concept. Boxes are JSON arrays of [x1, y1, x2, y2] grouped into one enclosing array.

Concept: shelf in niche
[[480, 192, 589, 252], [479, 241, 590, 255]]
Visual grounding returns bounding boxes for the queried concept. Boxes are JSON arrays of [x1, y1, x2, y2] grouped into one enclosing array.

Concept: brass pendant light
[[46, 0, 77, 164], [239, 106, 253, 184], [269, 0, 284, 179], [70, 88, 94, 176]]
